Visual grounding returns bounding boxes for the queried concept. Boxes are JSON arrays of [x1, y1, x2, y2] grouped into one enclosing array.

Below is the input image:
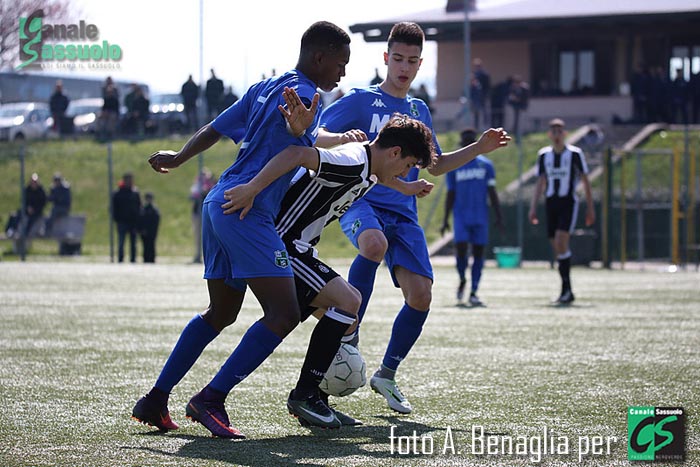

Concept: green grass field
[[1, 260, 697, 467]]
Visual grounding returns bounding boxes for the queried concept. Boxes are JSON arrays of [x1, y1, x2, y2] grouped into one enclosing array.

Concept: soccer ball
[[319, 343, 367, 397]]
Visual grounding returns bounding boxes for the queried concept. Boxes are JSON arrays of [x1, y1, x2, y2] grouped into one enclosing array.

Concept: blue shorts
[[339, 199, 433, 287], [453, 219, 489, 245], [202, 201, 293, 290]]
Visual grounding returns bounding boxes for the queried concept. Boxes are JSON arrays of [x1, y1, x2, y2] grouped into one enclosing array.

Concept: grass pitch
[[0, 260, 698, 466]]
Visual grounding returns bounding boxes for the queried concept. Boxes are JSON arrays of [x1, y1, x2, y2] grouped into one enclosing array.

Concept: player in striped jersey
[[222, 114, 436, 428], [529, 118, 595, 304]]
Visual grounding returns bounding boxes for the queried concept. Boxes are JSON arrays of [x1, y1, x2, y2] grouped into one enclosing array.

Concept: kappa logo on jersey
[[371, 98, 386, 108], [274, 250, 289, 268], [410, 102, 420, 117]]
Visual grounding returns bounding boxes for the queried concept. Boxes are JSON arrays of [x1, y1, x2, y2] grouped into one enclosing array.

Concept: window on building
[[669, 45, 700, 81], [559, 50, 595, 95]]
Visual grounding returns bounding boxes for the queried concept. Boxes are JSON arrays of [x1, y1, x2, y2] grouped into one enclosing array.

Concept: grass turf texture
[[0, 261, 697, 466]]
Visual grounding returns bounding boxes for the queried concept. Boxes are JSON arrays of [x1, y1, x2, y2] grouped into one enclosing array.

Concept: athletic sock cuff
[[325, 307, 356, 326]]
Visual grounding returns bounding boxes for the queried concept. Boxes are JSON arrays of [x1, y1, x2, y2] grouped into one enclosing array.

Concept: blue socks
[[347, 254, 381, 325], [471, 256, 484, 293], [381, 303, 428, 372], [208, 321, 282, 395], [155, 314, 219, 394], [456, 254, 467, 282]]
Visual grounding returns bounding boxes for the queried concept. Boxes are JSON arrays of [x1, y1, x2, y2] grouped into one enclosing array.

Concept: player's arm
[[488, 186, 505, 233], [315, 127, 368, 148], [581, 173, 595, 226], [529, 175, 546, 225], [148, 124, 221, 173], [381, 177, 434, 198], [221, 146, 320, 219], [428, 128, 510, 176], [441, 189, 455, 236]]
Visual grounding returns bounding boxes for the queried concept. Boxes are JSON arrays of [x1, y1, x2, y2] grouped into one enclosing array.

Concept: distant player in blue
[[131, 21, 352, 438], [317, 22, 510, 414], [441, 128, 504, 307]]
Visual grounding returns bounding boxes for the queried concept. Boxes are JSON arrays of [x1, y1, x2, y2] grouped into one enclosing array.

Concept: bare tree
[[0, 0, 75, 70]]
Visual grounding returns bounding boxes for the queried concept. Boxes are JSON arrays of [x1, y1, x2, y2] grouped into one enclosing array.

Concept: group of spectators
[[111, 172, 160, 263], [180, 69, 240, 132], [631, 65, 700, 125]]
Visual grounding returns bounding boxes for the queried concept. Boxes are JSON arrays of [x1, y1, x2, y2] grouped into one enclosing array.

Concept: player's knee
[[339, 285, 362, 315], [406, 287, 432, 311], [358, 231, 388, 262], [201, 305, 237, 332]]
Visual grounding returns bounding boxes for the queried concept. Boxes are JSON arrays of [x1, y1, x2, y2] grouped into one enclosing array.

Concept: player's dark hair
[[300, 21, 351, 55], [376, 113, 435, 169], [460, 128, 477, 146], [387, 22, 424, 51]]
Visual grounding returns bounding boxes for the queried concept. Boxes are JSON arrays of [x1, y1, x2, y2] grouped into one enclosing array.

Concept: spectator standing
[[472, 58, 491, 126], [100, 84, 120, 141], [490, 78, 510, 128], [23, 173, 47, 237], [370, 67, 382, 85], [46, 172, 71, 236], [630, 64, 650, 123], [691, 70, 700, 124], [181, 75, 200, 131], [129, 86, 150, 138], [112, 172, 141, 263], [190, 167, 216, 263], [49, 81, 70, 136], [413, 83, 434, 114], [508, 75, 529, 137], [219, 86, 239, 113], [205, 69, 224, 120], [140, 192, 160, 263], [470, 74, 484, 129], [670, 69, 689, 124]]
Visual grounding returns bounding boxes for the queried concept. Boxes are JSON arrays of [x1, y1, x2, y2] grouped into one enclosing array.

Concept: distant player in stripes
[[222, 113, 436, 428], [132, 21, 351, 438], [441, 128, 504, 306], [316, 21, 510, 414], [529, 118, 595, 304]]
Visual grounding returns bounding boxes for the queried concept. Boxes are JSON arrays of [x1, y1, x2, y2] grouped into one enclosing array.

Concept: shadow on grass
[[125, 416, 442, 467]]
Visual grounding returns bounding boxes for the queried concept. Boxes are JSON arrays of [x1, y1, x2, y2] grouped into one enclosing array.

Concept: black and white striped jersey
[[276, 142, 376, 251], [536, 144, 589, 200]]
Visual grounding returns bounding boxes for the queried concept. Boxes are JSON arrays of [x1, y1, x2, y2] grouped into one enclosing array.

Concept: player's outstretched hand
[[148, 150, 180, 173], [476, 128, 511, 154], [340, 129, 368, 144], [222, 183, 257, 219], [279, 87, 320, 138]]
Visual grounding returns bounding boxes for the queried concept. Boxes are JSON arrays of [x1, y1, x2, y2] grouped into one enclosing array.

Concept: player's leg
[[469, 244, 485, 305], [288, 260, 360, 428], [185, 205, 300, 438], [132, 203, 246, 432], [455, 241, 469, 303], [370, 219, 433, 414], [553, 198, 577, 303], [467, 224, 489, 306], [339, 201, 386, 344], [187, 276, 298, 438]]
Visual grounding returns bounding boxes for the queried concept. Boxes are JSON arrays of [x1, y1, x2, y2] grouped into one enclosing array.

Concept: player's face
[[548, 126, 566, 146], [382, 150, 418, 181], [316, 44, 351, 92], [383, 43, 422, 94]]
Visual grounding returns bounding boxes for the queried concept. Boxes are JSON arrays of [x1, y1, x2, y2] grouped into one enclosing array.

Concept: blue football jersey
[[207, 69, 321, 215], [320, 85, 441, 221], [446, 155, 495, 226]]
